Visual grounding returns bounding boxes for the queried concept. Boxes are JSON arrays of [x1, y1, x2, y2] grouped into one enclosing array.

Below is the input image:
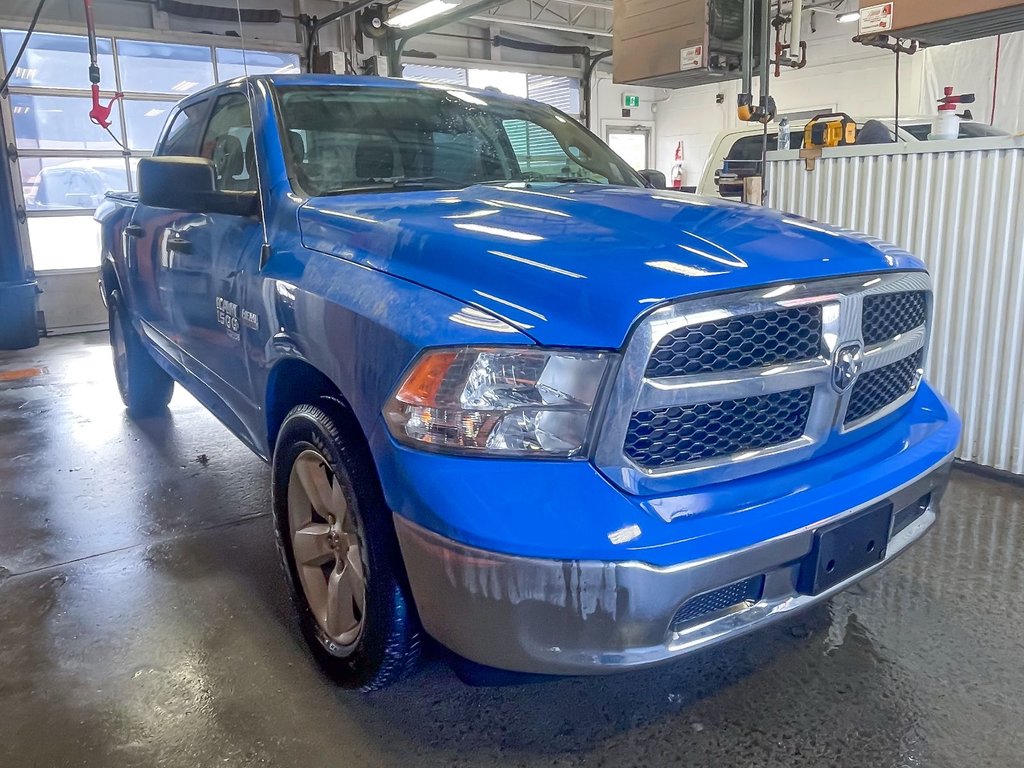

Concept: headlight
[[384, 347, 614, 457]]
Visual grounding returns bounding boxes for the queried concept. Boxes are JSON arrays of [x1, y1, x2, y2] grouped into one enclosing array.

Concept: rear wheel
[[272, 399, 421, 690], [108, 290, 173, 417]]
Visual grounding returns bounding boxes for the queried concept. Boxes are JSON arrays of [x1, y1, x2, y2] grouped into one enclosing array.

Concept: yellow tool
[[803, 112, 858, 148]]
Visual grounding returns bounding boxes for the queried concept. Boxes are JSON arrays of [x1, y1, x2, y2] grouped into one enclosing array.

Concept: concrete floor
[[1, 333, 1023, 768]]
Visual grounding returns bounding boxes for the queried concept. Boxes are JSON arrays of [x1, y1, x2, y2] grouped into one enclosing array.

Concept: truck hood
[[298, 184, 923, 348]]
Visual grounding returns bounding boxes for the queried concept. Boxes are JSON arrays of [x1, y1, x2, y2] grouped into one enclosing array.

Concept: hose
[[0, 0, 47, 94]]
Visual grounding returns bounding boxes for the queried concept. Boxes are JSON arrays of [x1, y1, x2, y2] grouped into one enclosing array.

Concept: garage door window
[[216, 48, 300, 80], [0, 26, 298, 273], [116, 40, 214, 95], [0, 30, 114, 90], [404, 65, 580, 118]]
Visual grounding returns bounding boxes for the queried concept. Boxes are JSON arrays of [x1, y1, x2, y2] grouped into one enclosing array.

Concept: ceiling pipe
[[385, 0, 517, 74], [790, 0, 802, 51]]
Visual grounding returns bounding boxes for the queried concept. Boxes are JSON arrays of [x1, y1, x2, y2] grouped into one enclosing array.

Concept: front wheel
[[272, 400, 421, 690], [109, 290, 174, 417]]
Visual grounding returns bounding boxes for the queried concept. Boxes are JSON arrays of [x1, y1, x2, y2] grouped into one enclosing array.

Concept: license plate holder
[[798, 502, 893, 595]]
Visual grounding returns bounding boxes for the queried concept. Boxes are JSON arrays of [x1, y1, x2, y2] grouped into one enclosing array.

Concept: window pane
[[501, 118, 609, 182], [527, 74, 580, 116], [11, 94, 122, 150], [403, 64, 467, 86], [117, 40, 214, 94], [467, 68, 527, 98], [129, 157, 142, 188], [21, 157, 128, 210], [216, 48, 299, 81], [200, 94, 255, 192], [122, 100, 177, 150], [1, 30, 115, 90], [157, 100, 208, 157], [28, 215, 102, 271]]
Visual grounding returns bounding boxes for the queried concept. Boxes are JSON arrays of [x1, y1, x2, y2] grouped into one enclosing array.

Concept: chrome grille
[[846, 350, 924, 425], [862, 291, 927, 345], [671, 575, 765, 630], [595, 272, 932, 500], [645, 306, 822, 378], [625, 389, 813, 468]]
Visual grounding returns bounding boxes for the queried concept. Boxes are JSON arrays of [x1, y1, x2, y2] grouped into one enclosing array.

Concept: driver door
[[168, 90, 265, 435]]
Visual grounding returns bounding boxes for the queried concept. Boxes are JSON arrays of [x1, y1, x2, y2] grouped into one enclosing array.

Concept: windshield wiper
[[551, 176, 602, 184], [318, 176, 472, 196]]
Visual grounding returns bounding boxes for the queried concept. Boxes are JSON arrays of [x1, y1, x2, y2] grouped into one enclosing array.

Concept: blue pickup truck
[[96, 74, 961, 690]]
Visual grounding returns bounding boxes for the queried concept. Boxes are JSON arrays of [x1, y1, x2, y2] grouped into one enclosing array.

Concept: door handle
[[167, 235, 193, 254], [123, 223, 145, 238]]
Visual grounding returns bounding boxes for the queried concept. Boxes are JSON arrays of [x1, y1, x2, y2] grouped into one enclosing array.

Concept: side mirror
[[638, 169, 667, 189], [139, 157, 258, 217]]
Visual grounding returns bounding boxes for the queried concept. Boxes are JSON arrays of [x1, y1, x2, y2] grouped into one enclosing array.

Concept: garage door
[[0, 28, 299, 335]]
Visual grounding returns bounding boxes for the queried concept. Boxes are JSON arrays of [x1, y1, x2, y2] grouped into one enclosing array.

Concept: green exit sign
[[623, 94, 640, 108]]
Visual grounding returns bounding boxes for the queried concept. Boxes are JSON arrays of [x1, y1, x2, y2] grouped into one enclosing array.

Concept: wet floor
[[2, 332, 1023, 768]]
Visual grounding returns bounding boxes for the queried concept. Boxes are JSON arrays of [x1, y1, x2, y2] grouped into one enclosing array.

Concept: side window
[[158, 101, 207, 156], [199, 93, 255, 192]]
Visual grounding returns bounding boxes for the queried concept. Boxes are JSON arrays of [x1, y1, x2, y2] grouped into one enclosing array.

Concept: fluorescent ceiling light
[[836, 12, 860, 23], [171, 80, 198, 92], [143, 108, 166, 118], [387, 0, 459, 29]]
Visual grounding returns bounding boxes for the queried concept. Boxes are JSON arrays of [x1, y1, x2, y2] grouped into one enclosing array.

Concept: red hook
[[89, 84, 123, 130]]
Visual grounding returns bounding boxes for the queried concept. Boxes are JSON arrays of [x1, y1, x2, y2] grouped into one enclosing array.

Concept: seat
[[210, 134, 247, 190], [856, 119, 894, 145], [354, 136, 396, 180]]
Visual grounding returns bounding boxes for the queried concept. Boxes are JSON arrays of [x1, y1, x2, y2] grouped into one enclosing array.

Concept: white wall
[[590, 72, 667, 165], [920, 31, 1024, 135]]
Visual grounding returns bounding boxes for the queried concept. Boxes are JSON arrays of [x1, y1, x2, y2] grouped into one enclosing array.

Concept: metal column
[[0, 114, 38, 350]]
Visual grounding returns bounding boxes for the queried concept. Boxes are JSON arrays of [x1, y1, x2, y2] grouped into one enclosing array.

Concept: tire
[[272, 399, 421, 690], [109, 290, 174, 417]]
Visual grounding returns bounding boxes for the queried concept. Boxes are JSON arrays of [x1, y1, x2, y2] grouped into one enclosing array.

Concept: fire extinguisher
[[670, 141, 685, 190]]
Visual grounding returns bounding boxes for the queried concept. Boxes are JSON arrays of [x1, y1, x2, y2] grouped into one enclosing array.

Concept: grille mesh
[[625, 388, 813, 469], [646, 306, 822, 378], [671, 576, 765, 630], [845, 350, 923, 424], [862, 291, 926, 345]]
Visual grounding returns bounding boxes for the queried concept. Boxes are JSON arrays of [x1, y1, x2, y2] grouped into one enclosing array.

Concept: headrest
[[211, 134, 244, 180]]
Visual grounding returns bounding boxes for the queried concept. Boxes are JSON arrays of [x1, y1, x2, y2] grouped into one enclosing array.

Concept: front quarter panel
[[249, 242, 535, 457]]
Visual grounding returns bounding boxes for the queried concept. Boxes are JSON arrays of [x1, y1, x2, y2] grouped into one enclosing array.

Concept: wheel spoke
[[328, 476, 349, 521], [292, 522, 333, 566], [294, 454, 335, 518], [325, 565, 361, 638]]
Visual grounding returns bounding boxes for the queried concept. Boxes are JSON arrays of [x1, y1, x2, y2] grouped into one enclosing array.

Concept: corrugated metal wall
[[768, 138, 1024, 475]]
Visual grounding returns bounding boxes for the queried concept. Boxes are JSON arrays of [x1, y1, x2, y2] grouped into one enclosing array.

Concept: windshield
[[275, 85, 644, 196]]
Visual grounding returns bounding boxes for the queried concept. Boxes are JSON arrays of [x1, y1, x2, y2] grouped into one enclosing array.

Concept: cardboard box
[[613, 0, 709, 87], [858, 0, 1024, 45]]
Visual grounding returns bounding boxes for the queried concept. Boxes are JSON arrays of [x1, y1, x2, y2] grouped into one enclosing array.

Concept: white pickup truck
[[697, 117, 1010, 198]]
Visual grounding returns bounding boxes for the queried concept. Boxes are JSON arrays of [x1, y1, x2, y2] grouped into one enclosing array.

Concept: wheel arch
[[265, 356, 367, 455]]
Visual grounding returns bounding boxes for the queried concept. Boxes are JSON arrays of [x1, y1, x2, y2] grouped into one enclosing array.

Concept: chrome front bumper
[[394, 456, 953, 675]]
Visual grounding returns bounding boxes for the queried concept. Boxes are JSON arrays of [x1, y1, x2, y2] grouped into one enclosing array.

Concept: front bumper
[[395, 456, 953, 675]]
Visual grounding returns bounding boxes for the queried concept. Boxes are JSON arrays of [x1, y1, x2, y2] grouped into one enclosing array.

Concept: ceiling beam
[[468, 14, 612, 36]]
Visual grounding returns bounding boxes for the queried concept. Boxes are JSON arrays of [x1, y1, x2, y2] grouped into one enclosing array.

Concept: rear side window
[[158, 100, 207, 156]]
